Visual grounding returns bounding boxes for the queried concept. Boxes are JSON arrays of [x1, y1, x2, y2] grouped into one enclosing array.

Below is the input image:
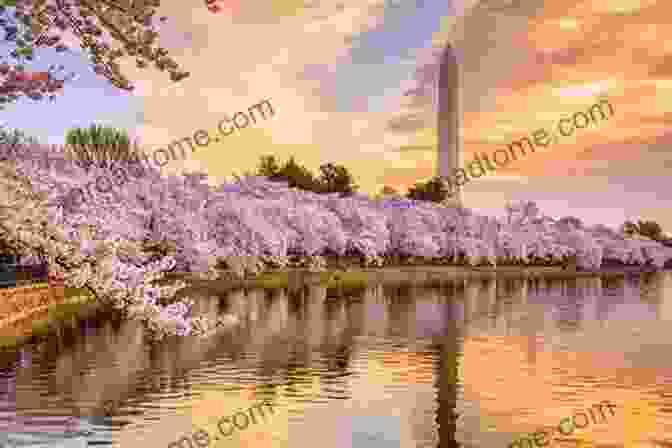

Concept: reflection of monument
[[435, 299, 461, 448], [438, 43, 462, 204]]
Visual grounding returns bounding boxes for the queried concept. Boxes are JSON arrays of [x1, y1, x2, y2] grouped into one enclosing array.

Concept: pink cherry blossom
[[2, 142, 672, 339]]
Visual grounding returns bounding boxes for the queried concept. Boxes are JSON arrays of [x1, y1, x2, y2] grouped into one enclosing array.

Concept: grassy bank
[[0, 286, 104, 350]]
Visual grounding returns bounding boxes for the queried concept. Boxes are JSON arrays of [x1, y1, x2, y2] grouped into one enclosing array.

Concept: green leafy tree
[[406, 176, 449, 203], [254, 155, 359, 196], [316, 162, 358, 197], [64, 123, 137, 171], [277, 156, 319, 192], [257, 154, 281, 179], [637, 219, 663, 240], [620, 219, 664, 240]]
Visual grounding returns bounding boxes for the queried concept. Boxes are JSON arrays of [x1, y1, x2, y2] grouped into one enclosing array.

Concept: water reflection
[[0, 272, 671, 447]]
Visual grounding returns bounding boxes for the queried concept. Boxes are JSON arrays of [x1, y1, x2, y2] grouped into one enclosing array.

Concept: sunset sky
[[3, 0, 671, 231]]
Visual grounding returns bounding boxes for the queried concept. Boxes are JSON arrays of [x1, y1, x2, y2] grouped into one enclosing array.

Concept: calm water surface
[[1, 272, 672, 448]]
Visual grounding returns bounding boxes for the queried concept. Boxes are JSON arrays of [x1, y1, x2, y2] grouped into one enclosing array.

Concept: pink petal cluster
[[2, 142, 672, 339]]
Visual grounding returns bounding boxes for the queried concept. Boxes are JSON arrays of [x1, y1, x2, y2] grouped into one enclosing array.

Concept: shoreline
[[0, 286, 105, 351], [167, 264, 664, 295], [2, 265, 664, 350]]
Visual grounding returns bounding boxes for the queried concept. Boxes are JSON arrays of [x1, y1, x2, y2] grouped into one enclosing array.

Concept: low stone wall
[[0, 283, 65, 333]]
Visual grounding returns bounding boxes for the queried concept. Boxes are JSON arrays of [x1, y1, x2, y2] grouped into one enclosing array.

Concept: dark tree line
[[256, 155, 359, 197], [621, 219, 669, 243], [2, 123, 457, 204], [257, 155, 459, 203], [405, 176, 451, 203]]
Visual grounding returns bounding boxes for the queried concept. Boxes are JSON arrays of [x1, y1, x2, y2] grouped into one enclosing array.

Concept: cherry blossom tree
[[4, 140, 672, 340], [0, 143, 235, 339], [0, 0, 189, 109]]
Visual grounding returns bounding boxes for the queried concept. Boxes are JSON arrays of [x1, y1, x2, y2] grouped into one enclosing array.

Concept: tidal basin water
[[2, 271, 672, 447]]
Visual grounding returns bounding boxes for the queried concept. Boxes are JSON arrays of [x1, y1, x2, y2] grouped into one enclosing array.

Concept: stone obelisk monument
[[437, 42, 462, 205]]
